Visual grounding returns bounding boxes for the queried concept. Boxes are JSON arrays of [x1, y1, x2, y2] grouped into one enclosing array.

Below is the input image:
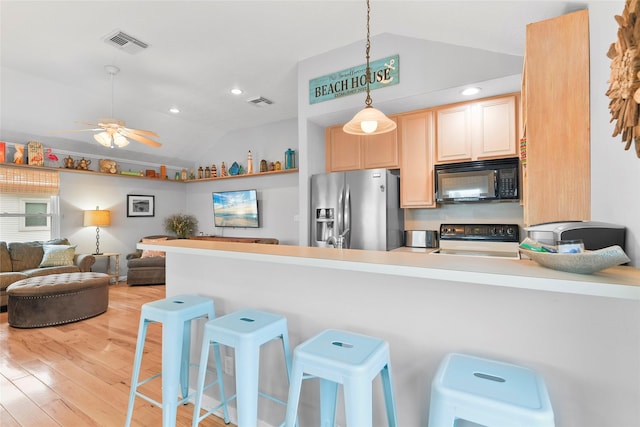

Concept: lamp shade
[[343, 106, 397, 135], [84, 209, 111, 227], [94, 132, 112, 147]]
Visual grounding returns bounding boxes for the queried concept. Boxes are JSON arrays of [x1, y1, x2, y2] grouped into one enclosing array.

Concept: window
[[0, 166, 60, 242], [20, 198, 51, 231]]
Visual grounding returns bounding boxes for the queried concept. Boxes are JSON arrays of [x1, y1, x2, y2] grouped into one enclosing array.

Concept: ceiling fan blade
[[48, 128, 102, 133], [123, 127, 159, 138], [76, 121, 103, 127], [119, 128, 162, 148]]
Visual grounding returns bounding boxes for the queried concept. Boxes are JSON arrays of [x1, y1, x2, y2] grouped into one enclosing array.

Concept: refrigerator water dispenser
[[315, 208, 334, 243]]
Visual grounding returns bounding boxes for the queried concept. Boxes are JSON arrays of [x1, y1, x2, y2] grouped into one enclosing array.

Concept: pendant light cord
[[365, 0, 372, 108]]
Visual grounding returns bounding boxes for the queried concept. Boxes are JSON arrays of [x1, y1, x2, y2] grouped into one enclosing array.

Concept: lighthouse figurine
[[247, 150, 253, 174]]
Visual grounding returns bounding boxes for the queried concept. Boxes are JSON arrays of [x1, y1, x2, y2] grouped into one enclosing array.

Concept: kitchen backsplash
[[404, 203, 524, 231]]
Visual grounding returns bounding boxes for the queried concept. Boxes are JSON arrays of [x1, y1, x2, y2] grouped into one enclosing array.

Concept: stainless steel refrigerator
[[311, 169, 404, 251]]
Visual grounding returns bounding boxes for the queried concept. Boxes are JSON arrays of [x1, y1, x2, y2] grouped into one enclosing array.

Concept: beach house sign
[[309, 55, 399, 104]]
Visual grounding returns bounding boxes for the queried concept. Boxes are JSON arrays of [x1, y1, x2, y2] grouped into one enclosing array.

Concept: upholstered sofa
[[126, 235, 175, 286], [0, 239, 96, 311]]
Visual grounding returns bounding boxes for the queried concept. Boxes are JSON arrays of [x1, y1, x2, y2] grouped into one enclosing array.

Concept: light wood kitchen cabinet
[[398, 110, 436, 208], [435, 94, 518, 163], [325, 125, 361, 171], [523, 9, 590, 226], [325, 121, 399, 172], [436, 103, 472, 162]]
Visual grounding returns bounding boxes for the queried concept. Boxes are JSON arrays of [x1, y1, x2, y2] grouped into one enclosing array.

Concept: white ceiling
[[0, 1, 585, 166]]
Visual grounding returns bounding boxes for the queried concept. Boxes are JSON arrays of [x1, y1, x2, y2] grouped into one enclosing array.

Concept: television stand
[[189, 236, 279, 244]]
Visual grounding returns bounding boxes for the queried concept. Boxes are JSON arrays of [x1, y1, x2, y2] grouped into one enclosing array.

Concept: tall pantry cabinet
[[523, 9, 590, 226]]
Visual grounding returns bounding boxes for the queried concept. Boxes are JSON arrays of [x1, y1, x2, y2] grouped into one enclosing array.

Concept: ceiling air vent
[[103, 30, 149, 54], [247, 96, 274, 107]]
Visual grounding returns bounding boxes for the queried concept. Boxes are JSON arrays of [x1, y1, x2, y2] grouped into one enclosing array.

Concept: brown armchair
[[126, 235, 174, 286]]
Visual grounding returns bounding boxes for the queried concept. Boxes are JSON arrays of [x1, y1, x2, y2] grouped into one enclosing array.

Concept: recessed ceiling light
[[230, 88, 243, 95], [461, 87, 481, 96], [169, 107, 180, 114]]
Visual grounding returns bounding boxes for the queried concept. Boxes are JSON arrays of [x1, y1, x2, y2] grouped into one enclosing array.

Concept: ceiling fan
[[52, 65, 161, 148]]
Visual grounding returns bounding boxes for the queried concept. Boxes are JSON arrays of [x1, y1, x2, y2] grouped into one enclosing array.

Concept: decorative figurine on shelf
[[64, 155, 74, 169], [274, 160, 282, 171], [180, 169, 188, 180], [247, 150, 253, 174], [45, 148, 59, 168], [189, 168, 195, 180], [198, 166, 204, 179], [76, 157, 91, 170], [269, 162, 275, 171], [220, 161, 227, 177], [13, 144, 24, 164], [260, 159, 268, 172], [285, 148, 296, 169], [205, 166, 211, 178], [212, 164, 217, 177]]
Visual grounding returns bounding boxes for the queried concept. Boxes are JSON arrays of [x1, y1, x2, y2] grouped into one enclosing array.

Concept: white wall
[[58, 173, 186, 278], [192, 118, 301, 244], [589, 1, 639, 266]]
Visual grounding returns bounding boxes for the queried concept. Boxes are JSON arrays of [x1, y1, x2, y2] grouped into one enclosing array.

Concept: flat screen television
[[212, 189, 259, 228]]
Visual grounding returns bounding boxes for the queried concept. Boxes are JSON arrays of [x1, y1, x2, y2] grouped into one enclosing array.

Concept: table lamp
[[84, 206, 110, 255]]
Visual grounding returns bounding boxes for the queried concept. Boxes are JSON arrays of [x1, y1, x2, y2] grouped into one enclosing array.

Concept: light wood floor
[[0, 283, 233, 427]]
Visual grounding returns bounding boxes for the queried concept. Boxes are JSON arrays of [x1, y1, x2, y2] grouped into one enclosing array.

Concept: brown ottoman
[[7, 272, 109, 328]]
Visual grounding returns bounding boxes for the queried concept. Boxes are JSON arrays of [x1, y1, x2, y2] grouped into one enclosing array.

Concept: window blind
[[0, 166, 60, 194]]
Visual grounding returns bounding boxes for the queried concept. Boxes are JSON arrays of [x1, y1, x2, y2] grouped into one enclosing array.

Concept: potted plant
[[164, 213, 198, 238]]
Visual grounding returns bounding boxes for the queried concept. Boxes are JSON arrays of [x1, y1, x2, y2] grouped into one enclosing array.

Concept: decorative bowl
[[519, 245, 630, 274]]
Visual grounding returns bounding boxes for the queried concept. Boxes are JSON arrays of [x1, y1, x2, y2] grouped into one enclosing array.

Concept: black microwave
[[434, 157, 520, 203]]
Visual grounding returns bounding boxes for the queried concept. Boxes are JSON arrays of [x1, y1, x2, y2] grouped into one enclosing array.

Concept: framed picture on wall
[[127, 195, 155, 217]]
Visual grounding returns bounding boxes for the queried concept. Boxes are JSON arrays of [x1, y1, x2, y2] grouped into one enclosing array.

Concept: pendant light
[[343, 0, 396, 135]]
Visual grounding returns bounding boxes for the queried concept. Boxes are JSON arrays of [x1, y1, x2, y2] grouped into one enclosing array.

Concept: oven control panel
[[440, 224, 519, 242]]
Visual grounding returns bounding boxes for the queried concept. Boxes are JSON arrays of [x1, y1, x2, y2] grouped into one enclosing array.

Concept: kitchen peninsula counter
[[140, 239, 640, 300], [140, 239, 640, 427]]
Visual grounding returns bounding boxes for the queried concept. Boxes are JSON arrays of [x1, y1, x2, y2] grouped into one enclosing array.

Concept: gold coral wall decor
[[606, 0, 640, 158]]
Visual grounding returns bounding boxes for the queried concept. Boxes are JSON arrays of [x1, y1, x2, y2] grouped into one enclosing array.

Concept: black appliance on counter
[[434, 157, 520, 203], [525, 221, 626, 251]]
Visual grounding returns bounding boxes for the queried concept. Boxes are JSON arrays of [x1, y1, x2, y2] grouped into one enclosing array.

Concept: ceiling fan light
[[114, 133, 129, 147], [94, 132, 112, 147], [343, 106, 397, 135]]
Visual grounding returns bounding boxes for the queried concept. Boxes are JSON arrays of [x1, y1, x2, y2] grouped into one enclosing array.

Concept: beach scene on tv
[[212, 190, 259, 228]]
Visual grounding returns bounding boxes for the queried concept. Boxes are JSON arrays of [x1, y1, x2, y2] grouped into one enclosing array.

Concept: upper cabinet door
[[473, 95, 518, 160], [325, 125, 362, 172], [436, 104, 472, 163], [524, 10, 590, 226], [436, 94, 518, 164], [399, 110, 436, 208], [362, 118, 400, 169]]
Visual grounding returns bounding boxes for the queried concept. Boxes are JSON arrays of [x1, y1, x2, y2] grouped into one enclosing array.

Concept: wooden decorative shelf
[[1, 163, 298, 183], [185, 168, 298, 182]]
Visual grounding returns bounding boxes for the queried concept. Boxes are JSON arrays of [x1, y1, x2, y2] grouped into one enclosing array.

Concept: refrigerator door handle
[[337, 186, 344, 237], [344, 184, 351, 248]]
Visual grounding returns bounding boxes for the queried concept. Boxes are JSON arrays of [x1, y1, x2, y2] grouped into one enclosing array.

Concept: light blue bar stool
[[284, 329, 398, 427], [192, 308, 293, 427], [125, 294, 225, 427], [428, 353, 555, 427]]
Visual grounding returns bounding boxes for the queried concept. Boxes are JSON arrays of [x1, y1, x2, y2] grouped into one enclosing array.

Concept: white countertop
[[140, 240, 640, 300]]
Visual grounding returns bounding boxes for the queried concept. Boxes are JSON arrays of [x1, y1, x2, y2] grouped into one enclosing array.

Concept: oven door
[[435, 169, 496, 202]]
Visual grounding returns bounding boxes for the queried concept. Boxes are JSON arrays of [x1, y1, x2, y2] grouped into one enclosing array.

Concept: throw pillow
[[141, 237, 167, 258], [39, 244, 76, 267]]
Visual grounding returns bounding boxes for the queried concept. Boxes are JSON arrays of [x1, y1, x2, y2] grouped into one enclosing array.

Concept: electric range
[[430, 223, 521, 259]]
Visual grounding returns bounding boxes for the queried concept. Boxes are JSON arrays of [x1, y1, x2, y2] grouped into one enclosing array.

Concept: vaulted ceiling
[[1, 1, 584, 166]]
